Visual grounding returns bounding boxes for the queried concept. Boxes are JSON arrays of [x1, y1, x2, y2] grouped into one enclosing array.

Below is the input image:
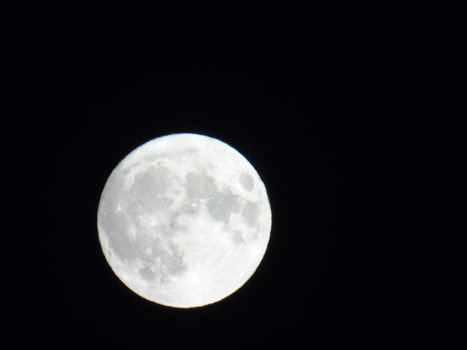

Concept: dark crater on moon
[[127, 165, 175, 212], [185, 171, 241, 224], [138, 241, 187, 284], [242, 200, 259, 226], [207, 189, 240, 223], [185, 171, 217, 199], [239, 172, 254, 191]]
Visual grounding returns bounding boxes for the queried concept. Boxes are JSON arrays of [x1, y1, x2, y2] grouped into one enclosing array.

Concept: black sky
[[14, 13, 392, 347]]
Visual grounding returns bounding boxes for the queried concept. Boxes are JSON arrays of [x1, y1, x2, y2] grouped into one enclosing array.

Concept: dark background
[[16, 12, 390, 347]]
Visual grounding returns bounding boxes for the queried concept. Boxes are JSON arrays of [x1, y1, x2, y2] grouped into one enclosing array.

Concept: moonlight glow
[[97, 133, 271, 308]]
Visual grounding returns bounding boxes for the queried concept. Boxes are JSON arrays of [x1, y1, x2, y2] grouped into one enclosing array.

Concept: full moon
[[97, 133, 271, 308]]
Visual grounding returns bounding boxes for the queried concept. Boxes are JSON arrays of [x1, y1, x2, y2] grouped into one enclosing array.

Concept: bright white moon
[[97, 133, 271, 308]]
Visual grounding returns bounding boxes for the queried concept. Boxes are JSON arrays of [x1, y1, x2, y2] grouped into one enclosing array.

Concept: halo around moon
[[97, 133, 271, 308]]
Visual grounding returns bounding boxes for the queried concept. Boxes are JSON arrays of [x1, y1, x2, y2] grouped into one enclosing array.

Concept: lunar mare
[[97, 133, 271, 308]]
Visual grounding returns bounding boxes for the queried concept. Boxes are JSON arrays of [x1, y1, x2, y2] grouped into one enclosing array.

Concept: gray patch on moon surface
[[100, 209, 138, 261], [185, 171, 217, 199], [239, 172, 254, 191], [139, 265, 155, 280], [137, 238, 187, 284], [207, 189, 240, 223], [232, 230, 244, 244], [158, 210, 189, 236], [163, 242, 186, 274], [242, 200, 259, 226], [177, 202, 200, 216], [127, 165, 174, 212], [141, 240, 187, 285], [186, 170, 242, 224]]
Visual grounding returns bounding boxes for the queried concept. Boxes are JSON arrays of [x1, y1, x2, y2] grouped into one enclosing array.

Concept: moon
[[97, 133, 271, 308]]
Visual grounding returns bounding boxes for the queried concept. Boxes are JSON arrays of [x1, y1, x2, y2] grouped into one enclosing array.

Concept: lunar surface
[[97, 133, 271, 308]]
